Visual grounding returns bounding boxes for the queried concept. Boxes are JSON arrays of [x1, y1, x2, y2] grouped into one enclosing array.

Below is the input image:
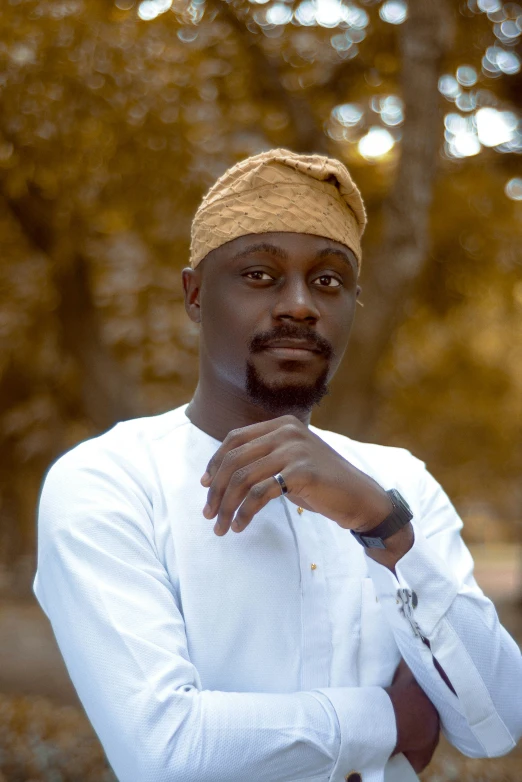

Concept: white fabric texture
[[33, 404, 522, 782]]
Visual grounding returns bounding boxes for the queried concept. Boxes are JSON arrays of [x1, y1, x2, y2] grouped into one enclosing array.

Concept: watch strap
[[350, 489, 413, 549]]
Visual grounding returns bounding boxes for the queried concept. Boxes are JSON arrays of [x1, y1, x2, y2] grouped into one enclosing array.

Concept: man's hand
[[200, 415, 392, 536], [385, 659, 440, 773]]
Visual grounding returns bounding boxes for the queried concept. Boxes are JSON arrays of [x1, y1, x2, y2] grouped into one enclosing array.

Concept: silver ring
[[273, 473, 288, 495]]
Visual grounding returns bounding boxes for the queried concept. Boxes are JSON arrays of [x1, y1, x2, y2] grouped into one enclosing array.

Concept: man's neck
[[185, 380, 311, 443]]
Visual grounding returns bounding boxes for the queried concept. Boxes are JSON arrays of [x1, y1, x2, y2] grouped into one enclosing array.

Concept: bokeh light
[[475, 107, 517, 146], [379, 0, 408, 25], [456, 65, 478, 87], [137, 0, 172, 20], [292, 0, 370, 28], [314, 0, 344, 28], [266, 3, 293, 25], [477, 0, 502, 11], [444, 107, 520, 157], [379, 95, 404, 126], [505, 177, 522, 200], [456, 92, 477, 112], [445, 114, 481, 158], [331, 103, 364, 126], [358, 126, 395, 159], [439, 74, 461, 99], [483, 45, 521, 75]]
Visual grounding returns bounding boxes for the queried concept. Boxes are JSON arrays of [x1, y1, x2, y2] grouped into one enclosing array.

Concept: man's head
[[182, 149, 366, 417]]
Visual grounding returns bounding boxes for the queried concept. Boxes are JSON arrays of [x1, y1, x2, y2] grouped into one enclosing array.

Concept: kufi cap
[[190, 148, 366, 270]]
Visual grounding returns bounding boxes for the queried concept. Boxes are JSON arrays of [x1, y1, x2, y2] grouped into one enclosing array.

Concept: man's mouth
[[262, 338, 322, 359], [249, 327, 333, 361]]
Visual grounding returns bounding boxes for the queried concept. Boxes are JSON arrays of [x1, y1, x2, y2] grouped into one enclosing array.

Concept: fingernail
[[214, 521, 223, 535], [203, 503, 213, 518], [232, 519, 240, 532], [201, 472, 210, 486]]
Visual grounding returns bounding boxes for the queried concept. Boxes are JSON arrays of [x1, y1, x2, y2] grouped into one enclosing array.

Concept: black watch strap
[[350, 489, 413, 549]]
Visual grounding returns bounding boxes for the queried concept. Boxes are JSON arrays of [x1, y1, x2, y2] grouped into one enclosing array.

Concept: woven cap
[[190, 148, 366, 270]]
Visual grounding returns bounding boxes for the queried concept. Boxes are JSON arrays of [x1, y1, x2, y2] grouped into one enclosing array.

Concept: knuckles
[[224, 429, 244, 449], [280, 419, 304, 440], [230, 467, 249, 486], [250, 482, 267, 501], [222, 447, 241, 470]]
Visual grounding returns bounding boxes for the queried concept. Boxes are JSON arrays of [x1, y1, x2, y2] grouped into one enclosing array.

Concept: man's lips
[[259, 340, 325, 359]]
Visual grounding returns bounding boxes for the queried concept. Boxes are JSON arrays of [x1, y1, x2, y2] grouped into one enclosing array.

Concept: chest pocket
[[359, 577, 401, 687]]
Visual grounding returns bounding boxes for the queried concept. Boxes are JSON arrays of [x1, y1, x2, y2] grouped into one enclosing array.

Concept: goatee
[[245, 360, 330, 416], [245, 323, 333, 415]]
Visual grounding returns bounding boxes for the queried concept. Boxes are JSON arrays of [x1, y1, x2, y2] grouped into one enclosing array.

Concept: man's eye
[[244, 271, 273, 281], [313, 275, 342, 287]]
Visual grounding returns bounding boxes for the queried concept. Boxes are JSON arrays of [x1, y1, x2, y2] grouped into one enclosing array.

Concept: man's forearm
[[366, 525, 522, 758]]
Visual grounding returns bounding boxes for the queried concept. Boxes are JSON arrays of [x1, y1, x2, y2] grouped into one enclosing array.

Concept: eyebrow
[[230, 241, 356, 271], [315, 246, 357, 271]]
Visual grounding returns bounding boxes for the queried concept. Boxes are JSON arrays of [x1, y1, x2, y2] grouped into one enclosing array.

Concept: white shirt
[[33, 404, 522, 782]]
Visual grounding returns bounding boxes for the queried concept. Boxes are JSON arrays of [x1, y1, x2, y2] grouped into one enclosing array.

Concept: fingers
[[203, 432, 282, 519], [201, 415, 309, 536], [230, 476, 281, 535], [201, 415, 301, 486], [211, 452, 288, 536]]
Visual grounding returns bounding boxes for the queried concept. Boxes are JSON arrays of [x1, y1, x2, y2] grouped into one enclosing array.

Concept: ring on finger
[[273, 472, 288, 495]]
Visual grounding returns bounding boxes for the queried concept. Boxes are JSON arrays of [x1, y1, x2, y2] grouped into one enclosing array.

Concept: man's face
[[184, 231, 360, 416]]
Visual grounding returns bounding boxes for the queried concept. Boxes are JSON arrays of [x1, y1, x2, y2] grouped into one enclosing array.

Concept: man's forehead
[[214, 232, 358, 273]]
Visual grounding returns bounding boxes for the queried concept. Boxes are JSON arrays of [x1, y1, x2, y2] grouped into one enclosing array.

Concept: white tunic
[[33, 404, 522, 782]]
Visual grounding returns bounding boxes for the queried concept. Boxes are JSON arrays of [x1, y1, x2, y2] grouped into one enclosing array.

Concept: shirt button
[[345, 773, 362, 782], [310, 563, 317, 571]]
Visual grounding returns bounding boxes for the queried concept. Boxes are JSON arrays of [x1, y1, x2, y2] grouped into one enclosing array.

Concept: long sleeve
[[34, 440, 397, 782], [366, 458, 522, 759]]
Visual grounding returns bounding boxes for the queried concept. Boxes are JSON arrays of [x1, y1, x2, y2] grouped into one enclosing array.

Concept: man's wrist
[[352, 489, 412, 541], [356, 497, 393, 533], [352, 483, 394, 534], [351, 488, 415, 571]]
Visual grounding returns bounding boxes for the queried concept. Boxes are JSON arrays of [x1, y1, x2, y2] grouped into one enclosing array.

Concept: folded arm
[[366, 458, 522, 759]]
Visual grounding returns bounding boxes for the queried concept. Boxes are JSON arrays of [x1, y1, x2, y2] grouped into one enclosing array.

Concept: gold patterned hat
[[189, 148, 367, 270]]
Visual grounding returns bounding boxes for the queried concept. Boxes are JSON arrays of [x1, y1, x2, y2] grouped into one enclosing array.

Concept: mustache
[[248, 323, 333, 360]]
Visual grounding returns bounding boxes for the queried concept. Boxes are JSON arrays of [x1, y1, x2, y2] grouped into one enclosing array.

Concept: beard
[[245, 323, 333, 416], [245, 360, 330, 416]]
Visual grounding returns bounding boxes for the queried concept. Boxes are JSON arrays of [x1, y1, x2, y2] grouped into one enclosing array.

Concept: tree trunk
[[6, 190, 141, 430], [316, 0, 453, 439]]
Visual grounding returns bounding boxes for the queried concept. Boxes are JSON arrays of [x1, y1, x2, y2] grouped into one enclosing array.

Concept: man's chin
[[245, 361, 330, 416]]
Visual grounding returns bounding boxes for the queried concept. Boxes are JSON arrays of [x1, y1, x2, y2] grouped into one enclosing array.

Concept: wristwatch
[[350, 489, 413, 549]]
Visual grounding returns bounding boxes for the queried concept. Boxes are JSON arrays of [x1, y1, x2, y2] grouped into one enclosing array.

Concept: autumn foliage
[[0, 0, 521, 590]]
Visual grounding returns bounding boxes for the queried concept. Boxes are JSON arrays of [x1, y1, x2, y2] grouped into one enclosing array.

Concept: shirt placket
[[281, 498, 332, 691]]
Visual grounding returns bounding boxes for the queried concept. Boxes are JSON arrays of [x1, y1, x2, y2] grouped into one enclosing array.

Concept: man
[[34, 149, 522, 782]]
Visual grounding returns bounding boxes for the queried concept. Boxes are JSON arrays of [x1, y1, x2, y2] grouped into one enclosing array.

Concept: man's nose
[[271, 276, 320, 322]]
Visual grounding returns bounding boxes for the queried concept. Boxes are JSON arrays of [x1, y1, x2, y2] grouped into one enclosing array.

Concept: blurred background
[[0, 0, 521, 779]]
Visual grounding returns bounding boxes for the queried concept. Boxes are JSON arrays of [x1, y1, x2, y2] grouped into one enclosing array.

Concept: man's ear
[[182, 268, 201, 324]]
